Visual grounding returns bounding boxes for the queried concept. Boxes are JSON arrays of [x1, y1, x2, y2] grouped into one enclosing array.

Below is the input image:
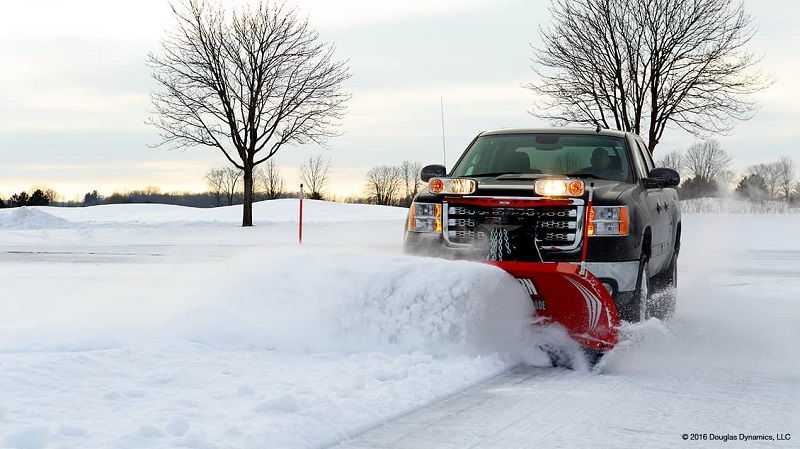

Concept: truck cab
[[404, 128, 681, 322]]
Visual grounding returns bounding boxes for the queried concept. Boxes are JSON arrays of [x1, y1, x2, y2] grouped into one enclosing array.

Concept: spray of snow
[[172, 249, 553, 362]]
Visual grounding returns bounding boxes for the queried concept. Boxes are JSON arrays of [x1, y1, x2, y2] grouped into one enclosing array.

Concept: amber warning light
[[428, 178, 477, 195], [534, 178, 585, 197]]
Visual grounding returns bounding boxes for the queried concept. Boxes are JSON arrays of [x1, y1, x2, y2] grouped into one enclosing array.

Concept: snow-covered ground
[[1, 200, 798, 449]]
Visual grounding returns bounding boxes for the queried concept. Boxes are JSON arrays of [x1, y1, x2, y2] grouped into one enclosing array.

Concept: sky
[[1, 0, 798, 201]]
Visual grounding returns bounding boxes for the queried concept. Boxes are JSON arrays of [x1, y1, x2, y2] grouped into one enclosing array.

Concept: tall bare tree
[[255, 159, 285, 200], [220, 167, 243, 205], [366, 166, 403, 206], [683, 140, 732, 182], [205, 168, 226, 206], [148, 0, 350, 226], [749, 162, 782, 200], [399, 160, 422, 205], [776, 157, 795, 201], [300, 154, 330, 200], [529, 0, 766, 153]]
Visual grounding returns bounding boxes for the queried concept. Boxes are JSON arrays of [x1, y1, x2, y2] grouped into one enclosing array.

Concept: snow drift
[[0, 207, 71, 229]]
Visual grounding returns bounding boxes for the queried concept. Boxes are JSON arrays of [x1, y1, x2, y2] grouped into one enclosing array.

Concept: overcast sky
[[1, 0, 798, 200]]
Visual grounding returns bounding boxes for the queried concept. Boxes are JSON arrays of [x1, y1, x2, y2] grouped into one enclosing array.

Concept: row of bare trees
[[656, 140, 797, 201], [363, 161, 422, 206], [740, 158, 796, 201], [204, 155, 330, 206]]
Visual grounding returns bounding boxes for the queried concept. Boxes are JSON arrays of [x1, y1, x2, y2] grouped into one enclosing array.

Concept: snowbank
[[0, 199, 406, 228], [0, 207, 71, 229]]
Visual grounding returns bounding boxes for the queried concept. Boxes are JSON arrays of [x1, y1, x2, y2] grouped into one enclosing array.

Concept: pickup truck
[[404, 128, 681, 323]]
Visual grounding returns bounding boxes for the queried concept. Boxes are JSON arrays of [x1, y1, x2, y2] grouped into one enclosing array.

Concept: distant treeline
[[0, 188, 298, 209], [0, 189, 58, 208]]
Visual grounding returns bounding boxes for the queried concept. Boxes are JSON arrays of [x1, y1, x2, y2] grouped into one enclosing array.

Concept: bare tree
[[399, 161, 422, 205], [255, 159, 285, 200], [656, 151, 683, 173], [366, 166, 403, 206], [148, 0, 350, 226], [683, 140, 732, 182], [300, 155, 330, 200], [220, 167, 242, 205], [205, 168, 226, 206], [776, 157, 795, 201], [528, 0, 766, 153]]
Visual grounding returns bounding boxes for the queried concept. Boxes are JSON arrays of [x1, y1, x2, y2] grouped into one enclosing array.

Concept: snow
[[0, 200, 553, 449], [0, 207, 70, 230], [0, 199, 405, 227], [680, 197, 799, 214], [341, 213, 800, 449], [2, 200, 798, 449]]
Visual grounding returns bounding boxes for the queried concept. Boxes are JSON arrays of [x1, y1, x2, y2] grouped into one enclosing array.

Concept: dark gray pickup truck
[[404, 128, 681, 322]]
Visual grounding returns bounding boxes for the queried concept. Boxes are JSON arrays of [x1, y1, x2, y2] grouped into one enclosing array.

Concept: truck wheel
[[618, 254, 650, 322], [651, 252, 678, 320]]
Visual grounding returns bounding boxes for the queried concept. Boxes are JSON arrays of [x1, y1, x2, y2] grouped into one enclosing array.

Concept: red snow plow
[[490, 261, 620, 352]]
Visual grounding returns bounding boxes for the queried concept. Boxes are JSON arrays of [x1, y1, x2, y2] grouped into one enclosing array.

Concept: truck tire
[[651, 252, 678, 320], [618, 254, 650, 323]]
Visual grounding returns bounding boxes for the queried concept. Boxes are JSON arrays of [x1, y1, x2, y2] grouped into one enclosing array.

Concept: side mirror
[[420, 164, 446, 182], [646, 167, 680, 188]]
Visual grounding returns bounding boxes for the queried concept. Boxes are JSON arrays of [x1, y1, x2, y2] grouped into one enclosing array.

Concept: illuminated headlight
[[428, 178, 477, 195], [588, 206, 629, 236], [407, 202, 442, 233], [534, 178, 585, 197]]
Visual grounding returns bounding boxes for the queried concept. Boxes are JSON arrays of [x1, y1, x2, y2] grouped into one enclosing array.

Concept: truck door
[[630, 138, 669, 271]]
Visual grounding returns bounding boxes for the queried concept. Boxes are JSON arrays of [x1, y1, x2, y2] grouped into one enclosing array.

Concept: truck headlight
[[407, 202, 442, 233], [588, 206, 629, 236]]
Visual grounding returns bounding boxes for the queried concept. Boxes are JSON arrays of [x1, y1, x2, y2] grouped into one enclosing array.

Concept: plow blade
[[492, 262, 621, 352]]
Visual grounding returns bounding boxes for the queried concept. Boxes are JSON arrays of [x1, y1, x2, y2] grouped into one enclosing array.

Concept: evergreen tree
[[10, 192, 30, 207], [28, 189, 51, 206], [678, 177, 719, 200], [83, 190, 102, 206]]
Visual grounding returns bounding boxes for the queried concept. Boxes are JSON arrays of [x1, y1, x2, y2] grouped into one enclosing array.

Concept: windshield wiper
[[565, 173, 607, 180], [468, 172, 522, 178]]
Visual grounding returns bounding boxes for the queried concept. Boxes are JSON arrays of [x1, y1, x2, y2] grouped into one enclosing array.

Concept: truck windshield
[[451, 133, 632, 183]]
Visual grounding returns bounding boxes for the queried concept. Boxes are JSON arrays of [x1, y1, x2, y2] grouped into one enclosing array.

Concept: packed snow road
[[1, 201, 798, 449]]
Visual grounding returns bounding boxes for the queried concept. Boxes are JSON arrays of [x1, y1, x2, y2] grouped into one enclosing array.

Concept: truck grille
[[445, 203, 583, 254]]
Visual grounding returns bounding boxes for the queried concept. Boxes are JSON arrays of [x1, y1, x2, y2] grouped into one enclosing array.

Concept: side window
[[628, 138, 648, 179], [637, 139, 655, 174]]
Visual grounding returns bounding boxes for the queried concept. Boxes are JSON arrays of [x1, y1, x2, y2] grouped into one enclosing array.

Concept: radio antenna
[[440, 96, 447, 168]]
